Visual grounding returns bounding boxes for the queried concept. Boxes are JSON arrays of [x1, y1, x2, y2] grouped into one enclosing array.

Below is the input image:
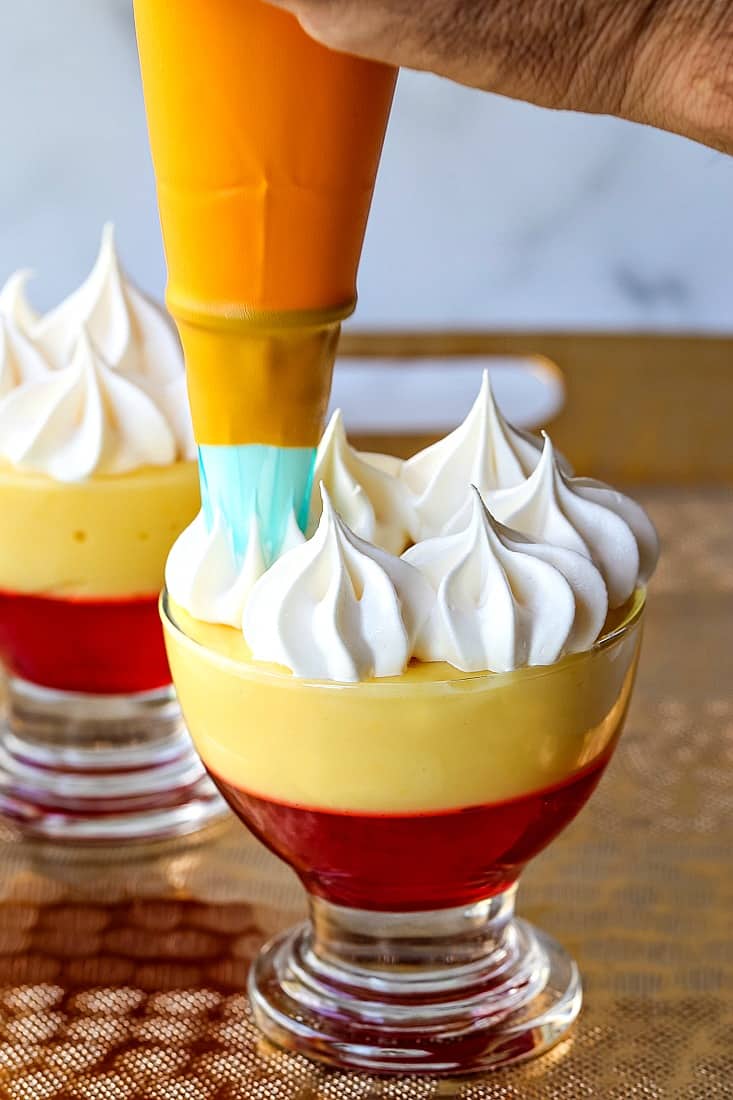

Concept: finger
[[261, 0, 629, 108], [263, 1, 401, 60], [262, 0, 733, 153]]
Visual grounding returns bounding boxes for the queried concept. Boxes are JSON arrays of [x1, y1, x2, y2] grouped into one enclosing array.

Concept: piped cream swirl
[[309, 409, 410, 555], [0, 331, 177, 481], [0, 225, 195, 470], [401, 370, 569, 541], [244, 486, 431, 682], [0, 315, 49, 396], [404, 489, 608, 672], [487, 436, 659, 607], [0, 270, 39, 332], [166, 508, 304, 629], [30, 225, 180, 379]]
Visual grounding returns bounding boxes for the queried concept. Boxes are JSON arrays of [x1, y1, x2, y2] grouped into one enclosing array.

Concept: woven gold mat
[[0, 486, 731, 1099]]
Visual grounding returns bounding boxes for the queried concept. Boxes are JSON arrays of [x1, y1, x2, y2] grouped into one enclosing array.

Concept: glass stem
[[308, 887, 518, 976], [0, 675, 225, 841], [250, 882, 582, 1073]]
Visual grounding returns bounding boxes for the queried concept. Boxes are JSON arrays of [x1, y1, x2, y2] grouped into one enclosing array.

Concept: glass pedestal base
[[250, 888, 581, 1075], [0, 676, 228, 842]]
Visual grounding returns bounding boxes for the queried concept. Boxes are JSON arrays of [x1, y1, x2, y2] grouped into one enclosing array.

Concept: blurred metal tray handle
[[339, 329, 733, 483]]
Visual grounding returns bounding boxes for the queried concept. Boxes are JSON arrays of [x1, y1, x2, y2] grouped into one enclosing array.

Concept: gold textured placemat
[[0, 485, 731, 1100]]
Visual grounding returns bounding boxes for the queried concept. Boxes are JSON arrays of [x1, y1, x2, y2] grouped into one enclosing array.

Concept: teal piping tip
[[198, 444, 315, 564]]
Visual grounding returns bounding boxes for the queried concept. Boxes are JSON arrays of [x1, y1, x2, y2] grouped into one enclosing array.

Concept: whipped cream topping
[[359, 450, 403, 477], [29, 225, 181, 377], [401, 370, 569, 541], [166, 508, 304, 629], [169, 373, 657, 681], [0, 270, 39, 332], [309, 410, 411, 555], [487, 437, 659, 608], [404, 489, 608, 673], [0, 315, 49, 397], [243, 486, 431, 681], [0, 225, 195, 475], [167, 513, 265, 629], [0, 331, 178, 481]]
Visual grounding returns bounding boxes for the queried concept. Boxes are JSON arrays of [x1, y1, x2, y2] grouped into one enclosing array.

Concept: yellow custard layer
[[163, 593, 644, 814], [0, 462, 200, 598]]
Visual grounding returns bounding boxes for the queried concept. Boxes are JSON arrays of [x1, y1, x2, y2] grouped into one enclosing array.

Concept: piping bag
[[133, 0, 396, 562]]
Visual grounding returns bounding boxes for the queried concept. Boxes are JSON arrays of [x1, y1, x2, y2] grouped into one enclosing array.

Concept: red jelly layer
[[213, 753, 611, 911], [0, 588, 171, 695]]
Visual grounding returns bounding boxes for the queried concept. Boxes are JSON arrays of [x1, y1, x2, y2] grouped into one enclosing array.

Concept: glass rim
[[160, 586, 646, 692]]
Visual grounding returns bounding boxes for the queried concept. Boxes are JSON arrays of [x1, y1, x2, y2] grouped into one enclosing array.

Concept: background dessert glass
[[162, 587, 645, 1074], [0, 464, 229, 843], [0, 233, 227, 842]]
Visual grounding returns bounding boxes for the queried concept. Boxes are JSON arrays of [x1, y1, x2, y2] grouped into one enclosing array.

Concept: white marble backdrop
[[2, 0, 733, 339]]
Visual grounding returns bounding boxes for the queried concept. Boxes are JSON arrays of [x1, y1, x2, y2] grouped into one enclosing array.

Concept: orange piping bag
[[134, 0, 395, 555]]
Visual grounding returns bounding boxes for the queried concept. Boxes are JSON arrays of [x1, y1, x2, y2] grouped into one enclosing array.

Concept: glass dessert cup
[[0, 463, 226, 843], [162, 589, 645, 1075]]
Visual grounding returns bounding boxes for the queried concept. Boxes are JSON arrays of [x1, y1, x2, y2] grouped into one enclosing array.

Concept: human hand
[[265, 0, 733, 153]]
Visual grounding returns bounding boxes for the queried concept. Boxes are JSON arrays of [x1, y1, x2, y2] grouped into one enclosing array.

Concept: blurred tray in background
[[341, 329, 733, 483]]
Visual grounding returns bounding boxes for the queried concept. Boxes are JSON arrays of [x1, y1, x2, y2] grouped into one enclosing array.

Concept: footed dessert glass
[[0, 463, 225, 842], [162, 588, 645, 1075]]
